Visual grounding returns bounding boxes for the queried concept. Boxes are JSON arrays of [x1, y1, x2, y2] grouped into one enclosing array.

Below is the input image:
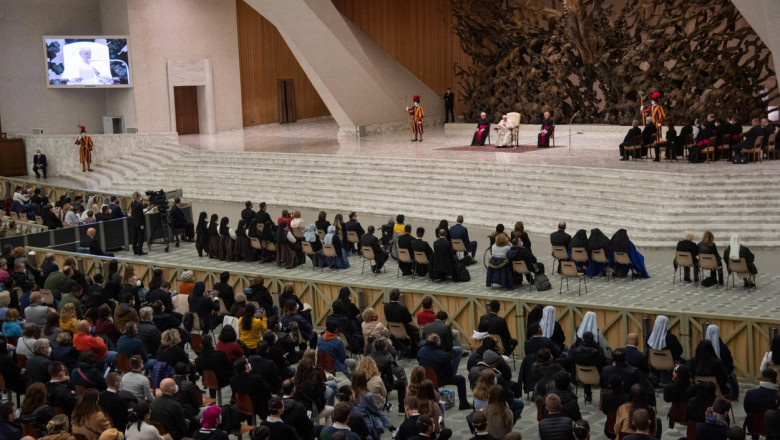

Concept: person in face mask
[[151, 378, 190, 440], [26, 338, 53, 384]]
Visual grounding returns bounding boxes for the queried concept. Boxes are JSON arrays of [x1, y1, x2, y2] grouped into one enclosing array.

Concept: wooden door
[[174, 86, 199, 134], [276, 79, 297, 123]]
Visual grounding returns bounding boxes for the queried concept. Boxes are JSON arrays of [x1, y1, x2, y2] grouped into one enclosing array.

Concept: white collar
[[760, 381, 779, 390], [266, 416, 283, 423], [332, 423, 351, 430]]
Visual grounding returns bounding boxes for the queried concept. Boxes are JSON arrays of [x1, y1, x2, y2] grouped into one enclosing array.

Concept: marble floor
[[177, 117, 780, 174]]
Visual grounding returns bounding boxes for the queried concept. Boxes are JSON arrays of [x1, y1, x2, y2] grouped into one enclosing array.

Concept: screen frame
[[43, 35, 133, 88]]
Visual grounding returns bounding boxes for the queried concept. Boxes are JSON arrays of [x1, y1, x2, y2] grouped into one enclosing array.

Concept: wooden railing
[[26, 247, 780, 381]]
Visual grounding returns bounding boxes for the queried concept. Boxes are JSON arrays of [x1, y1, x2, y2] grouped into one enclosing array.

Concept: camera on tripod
[[145, 189, 169, 213]]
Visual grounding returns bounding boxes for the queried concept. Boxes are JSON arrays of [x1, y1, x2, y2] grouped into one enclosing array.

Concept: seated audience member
[[0, 402, 21, 440], [79, 227, 114, 257], [526, 323, 561, 358], [384, 288, 419, 354], [138, 307, 162, 356], [187, 281, 220, 332], [450, 215, 477, 259], [422, 310, 464, 366], [1, 308, 24, 338], [319, 402, 361, 440], [698, 231, 725, 287], [696, 397, 731, 440], [16, 321, 39, 356], [623, 408, 654, 440], [278, 379, 314, 439], [95, 304, 122, 346], [623, 333, 648, 373], [369, 338, 408, 409], [416, 334, 470, 410], [360, 225, 387, 273], [723, 234, 757, 288], [304, 223, 325, 267], [51, 332, 79, 370], [71, 351, 107, 391], [761, 334, 780, 372], [663, 364, 695, 404], [151, 378, 190, 440], [687, 340, 730, 396], [261, 396, 299, 438], [26, 338, 53, 385], [416, 296, 436, 328], [73, 320, 117, 368], [608, 229, 649, 278], [193, 405, 229, 440], [687, 380, 717, 423], [743, 368, 780, 425], [216, 324, 244, 362], [485, 233, 513, 289], [59, 303, 79, 334], [731, 118, 762, 158], [619, 120, 642, 160], [47, 361, 78, 414], [118, 321, 155, 371], [615, 383, 658, 436], [170, 197, 194, 241], [71, 388, 112, 440], [99, 372, 137, 433], [120, 355, 154, 404], [430, 228, 457, 281], [478, 300, 517, 356], [25, 291, 51, 329], [231, 356, 272, 419], [361, 307, 395, 356], [570, 331, 606, 403], [396, 224, 415, 275], [20, 381, 54, 434], [318, 320, 357, 378], [125, 402, 163, 440], [41, 414, 75, 440], [495, 114, 514, 148], [411, 227, 434, 277], [688, 114, 715, 163], [600, 349, 641, 393], [282, 299, 315, 349], [471, 112, 490, 146], [538, 393, 574, 440], [640, 116, 657, 154], [646, 314, 684, 363], [674, 230, 699, 283], [218, 217, 237, 262], [507, 238, 542, 285], [195, 335, 233, 395]]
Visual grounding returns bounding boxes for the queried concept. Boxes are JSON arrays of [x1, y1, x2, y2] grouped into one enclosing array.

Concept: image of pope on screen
[[45, 38, 131, 86]]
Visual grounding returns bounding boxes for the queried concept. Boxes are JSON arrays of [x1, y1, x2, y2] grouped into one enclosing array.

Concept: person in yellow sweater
[[237, 303, 267, 352], [59, 303, 79, 334]]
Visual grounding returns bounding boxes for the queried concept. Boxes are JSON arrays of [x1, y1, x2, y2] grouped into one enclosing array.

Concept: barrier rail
[[26, 246, 779, 382]]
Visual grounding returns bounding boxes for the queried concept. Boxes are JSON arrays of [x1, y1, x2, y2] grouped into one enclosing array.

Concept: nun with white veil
[[539, 305, 567, 353], [705, 324, 738, 399], [647, 315, 684, 362], [723, 234, 758, 287], [573, 311, 609, 357]]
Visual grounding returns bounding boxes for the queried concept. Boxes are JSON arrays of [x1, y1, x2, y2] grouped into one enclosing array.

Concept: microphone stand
[[568, 112, 580, 156]]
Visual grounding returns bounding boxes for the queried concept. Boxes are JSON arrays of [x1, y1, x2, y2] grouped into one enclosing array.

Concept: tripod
[[147, 209, 172, 252]]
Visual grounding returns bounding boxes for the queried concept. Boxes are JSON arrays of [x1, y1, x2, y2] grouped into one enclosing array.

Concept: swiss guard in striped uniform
[[642, 92, 666, 143], [75, 126, 93, 172], [407, 95, 424, 142]]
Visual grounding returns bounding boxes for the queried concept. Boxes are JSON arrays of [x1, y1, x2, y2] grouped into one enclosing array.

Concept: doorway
[[277, 79, 297, 123], [174, 86, 200, 134]]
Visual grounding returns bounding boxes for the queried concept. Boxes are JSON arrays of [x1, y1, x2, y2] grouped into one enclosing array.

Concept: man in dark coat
[[600, 348, 641, 393], [280, 379, 314, 439], [32, 149, 47, 178], [344, 211, 365, 254], [743, 369, 780, 418], [450, 215, 477, 259], [761, 117, 775, 147], [384, 288, 419, 354], [550, 221, 571, 274], [674, 232, 699, 283], [151, 378, 190, 440], [130, 191, 147, 255], [696, 398, 731, 440], [100, 372, 138, 433], [411, 227, 433, 277], [619, 120, 642, 160], [241, 201, 256, 225], [360, 225, 388, 273], [170, 197, 194, 241], [641, 117, 657, 156], [429, 228, 456, 281], [478, 300, 517, 356], [396, 225, 415, 275], [623, 333, 649, 373], [417, 334, 470, 410], [79, 227, 114, 256], [732, 118, 763, 158], [229, 357, 271, 418]]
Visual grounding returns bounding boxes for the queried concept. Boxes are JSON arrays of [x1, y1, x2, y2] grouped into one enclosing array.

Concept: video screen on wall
[[43, 36, 132, 87]]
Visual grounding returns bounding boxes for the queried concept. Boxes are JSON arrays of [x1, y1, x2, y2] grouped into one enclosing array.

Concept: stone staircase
[[94, 144, 780, 248]]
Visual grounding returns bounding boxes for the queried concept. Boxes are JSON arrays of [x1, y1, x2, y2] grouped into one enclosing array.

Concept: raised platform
[[30, 238, 779, 381]]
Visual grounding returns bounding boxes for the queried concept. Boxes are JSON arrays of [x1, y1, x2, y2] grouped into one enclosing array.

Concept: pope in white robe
[[496, 114, 515, 147]]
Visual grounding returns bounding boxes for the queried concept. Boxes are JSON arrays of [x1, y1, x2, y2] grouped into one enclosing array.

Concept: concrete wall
[[126, 0, 243, 133], [0, 0, 107, 135], [100, 0, 137, 131]]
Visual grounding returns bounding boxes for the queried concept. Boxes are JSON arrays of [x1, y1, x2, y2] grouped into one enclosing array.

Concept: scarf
[[304, 224, 318, 242], [729, 234, 741, 260], [647, 315, 669, 350], [323, 225, 336, 245], [576, 311, 598, 341], [705, 325, 721, 358]]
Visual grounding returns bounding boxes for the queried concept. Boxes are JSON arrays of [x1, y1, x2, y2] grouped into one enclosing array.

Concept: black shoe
[[653, 158, 660, 162], [684, 278, 692, 283], [458, 403, 472, 411], [584, 397, 592, 404], [137, 251, 148, 256], [620, 157, 628, 161]]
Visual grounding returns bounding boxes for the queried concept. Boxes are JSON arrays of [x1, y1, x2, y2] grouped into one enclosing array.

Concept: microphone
[[573, 111, 581, 117]]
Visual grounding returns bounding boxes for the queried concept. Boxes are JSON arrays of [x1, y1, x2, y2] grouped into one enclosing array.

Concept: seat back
[[698, 253, 718, 271], [560, 260, 580, 277], [234, 392, 255, 416], [749, 410, 767, 436], [322, 243, 337, 258], [591, 248, 609, 264], [250, 237, 262, 250], [669, 400, 687, 425], [116, 354, 131, 373], [512, 260, 530, 275], [347, 231, 359, 244], [686, 420, 698, 440], [754, 135, 764, 149], [613, 251, 631, 265], [423, 366, 439, 388], [571, 247, 589, 263], [397, 248, 413, 264], [727, 258, 749, 274], [190, 333, 203, 352], [507, 112, 521, 126], [694, 375, 723, 398], [648, 349, 675, 371], [536, 399, 545, 422], [74, 385, 87, 396], [387, 322, 410, 341], [40, 289, 55, 305], [202, 370, 220, 390], [451, 239, 467, 253], [20, 422, 39, 438], [551, 246, 568, 260], [316, 351, 336, 374], [675, 251, 694, 268], [413, 251, 430, 265], [361, 246, 376, 261], [301, 241, 315, 256], [605, 409, 617, 436], [490, 334, 506, 355], [575, 364, 601, 386], [17, 354, 27, 369]]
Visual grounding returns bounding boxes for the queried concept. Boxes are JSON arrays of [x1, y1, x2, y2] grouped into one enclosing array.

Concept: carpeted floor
[[435, 144, 564, 153]]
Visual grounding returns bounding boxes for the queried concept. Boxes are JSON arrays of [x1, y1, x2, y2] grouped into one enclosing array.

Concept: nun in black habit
[[608, 229, 649, 278]]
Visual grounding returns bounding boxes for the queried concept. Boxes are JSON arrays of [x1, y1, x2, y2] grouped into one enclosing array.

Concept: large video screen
[[44, 36, 131, 87]]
